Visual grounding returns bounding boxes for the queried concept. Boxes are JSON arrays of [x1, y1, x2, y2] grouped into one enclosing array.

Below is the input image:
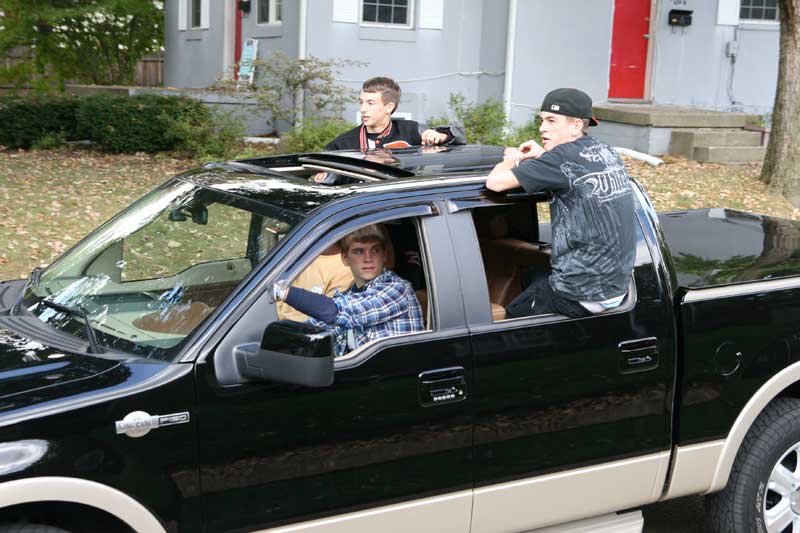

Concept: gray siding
[[478, 0, 509, 103], [241, 0, 298, 60], [650, 1, 779, 115], [163, 0, 779, 123], [164, 0, 228, 88], [303, 0, 508, 124], [507, 0, 615, 125]]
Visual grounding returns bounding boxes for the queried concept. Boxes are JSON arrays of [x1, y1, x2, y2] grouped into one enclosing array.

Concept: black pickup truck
[[1, 145, 799, 533]]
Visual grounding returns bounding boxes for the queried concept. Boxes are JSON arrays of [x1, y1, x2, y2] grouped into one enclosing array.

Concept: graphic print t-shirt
[[511, 136, 636, 302]]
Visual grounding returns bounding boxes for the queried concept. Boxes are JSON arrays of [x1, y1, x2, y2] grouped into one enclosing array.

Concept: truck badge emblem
[[115, 410, 190, 438]]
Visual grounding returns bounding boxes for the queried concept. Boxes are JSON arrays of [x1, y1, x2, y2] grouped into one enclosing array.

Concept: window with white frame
[[179, 0, 209, 30], [190, 0, 202, 28], [258, 0, 283, 24], [740, 0, 779, 21], [361, 0, 413, 27]]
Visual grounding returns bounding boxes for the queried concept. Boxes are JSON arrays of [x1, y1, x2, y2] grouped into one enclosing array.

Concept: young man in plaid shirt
[[273, 224, 424, 357]]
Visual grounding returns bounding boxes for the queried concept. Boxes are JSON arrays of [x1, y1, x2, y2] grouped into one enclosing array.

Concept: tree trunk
[[762, 0, 800, 207]]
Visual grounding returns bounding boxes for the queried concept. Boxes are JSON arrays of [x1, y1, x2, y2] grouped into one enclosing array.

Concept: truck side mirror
[[233, 320, 334, 387]]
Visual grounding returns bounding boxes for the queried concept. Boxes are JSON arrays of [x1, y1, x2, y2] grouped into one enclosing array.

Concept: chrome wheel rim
[[764, 441, 800, 533]]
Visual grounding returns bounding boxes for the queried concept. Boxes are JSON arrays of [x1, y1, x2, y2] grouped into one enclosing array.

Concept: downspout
[[223, 0, 236, 80], [502, 0, 518, 128], [296, 0, 308, 126]]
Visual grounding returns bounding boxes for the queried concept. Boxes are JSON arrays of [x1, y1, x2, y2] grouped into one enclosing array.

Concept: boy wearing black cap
[[486, 88, 636, 319]]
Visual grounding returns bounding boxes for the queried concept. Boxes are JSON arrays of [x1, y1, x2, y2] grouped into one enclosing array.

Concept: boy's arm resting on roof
[[438, 123, 466, 145], [417, 122, 467, 145], [486, 157, 521, 192]]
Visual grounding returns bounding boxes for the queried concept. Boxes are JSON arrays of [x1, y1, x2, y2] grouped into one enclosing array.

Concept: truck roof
[[235, 144, 505, 179], [177, 144, 506, 216]]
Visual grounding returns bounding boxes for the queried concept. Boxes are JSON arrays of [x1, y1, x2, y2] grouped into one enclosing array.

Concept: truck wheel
[[0, 525, 70, 533], [706, 397, 800, 533]]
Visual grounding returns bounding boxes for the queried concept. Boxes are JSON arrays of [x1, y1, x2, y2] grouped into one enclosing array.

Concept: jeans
[[505, 270, 591, 319]]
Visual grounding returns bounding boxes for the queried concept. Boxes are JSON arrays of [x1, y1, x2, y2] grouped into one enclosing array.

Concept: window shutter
[[201, 0, 210, 29], [717, 0, 740, 25], [178, 0, 187, 30], [333, 0, 358, 23], [419, 0, 444, 29]]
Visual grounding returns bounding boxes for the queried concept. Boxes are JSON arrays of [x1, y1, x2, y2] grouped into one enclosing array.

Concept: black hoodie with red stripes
[[325, 119, 466, 151]]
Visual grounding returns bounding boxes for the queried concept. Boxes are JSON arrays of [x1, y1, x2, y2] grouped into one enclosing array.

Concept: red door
[[609, 0, 651, 99]]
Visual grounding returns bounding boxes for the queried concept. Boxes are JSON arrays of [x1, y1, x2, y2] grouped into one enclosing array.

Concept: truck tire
[[0, 526, 70, 533], [706, 397, 800, 533]]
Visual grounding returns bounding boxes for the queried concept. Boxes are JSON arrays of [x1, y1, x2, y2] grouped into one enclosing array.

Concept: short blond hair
[[339, 224, 390, 254]]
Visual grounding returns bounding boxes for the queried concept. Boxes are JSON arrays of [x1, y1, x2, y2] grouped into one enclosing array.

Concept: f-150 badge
[[115, 410, 190, 438]]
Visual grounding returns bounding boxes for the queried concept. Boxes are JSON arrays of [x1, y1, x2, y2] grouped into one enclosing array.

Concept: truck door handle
[[619, 337, 659, 374], [418, 367, 467, 407]]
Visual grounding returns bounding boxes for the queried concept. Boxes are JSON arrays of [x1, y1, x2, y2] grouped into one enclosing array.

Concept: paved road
[[642, 495, 707, 532]]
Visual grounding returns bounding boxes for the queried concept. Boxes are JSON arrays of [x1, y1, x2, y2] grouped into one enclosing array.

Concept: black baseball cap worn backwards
[[541, 88, 599, 126]]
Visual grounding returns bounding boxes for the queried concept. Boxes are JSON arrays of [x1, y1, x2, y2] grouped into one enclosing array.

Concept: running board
[[527, 510, 644, 533]]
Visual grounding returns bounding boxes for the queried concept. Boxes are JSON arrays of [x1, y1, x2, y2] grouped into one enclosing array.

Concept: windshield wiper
[[12, 267, 43, 315], [38, 299, 104, 354]]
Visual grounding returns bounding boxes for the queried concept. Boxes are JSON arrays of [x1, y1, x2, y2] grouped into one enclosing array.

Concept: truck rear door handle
[[619, 337, 659, 374], [418, 367, 467, 407]]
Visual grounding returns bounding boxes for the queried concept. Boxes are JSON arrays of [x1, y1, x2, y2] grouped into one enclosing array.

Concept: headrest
[[475, 211, 509, 239]]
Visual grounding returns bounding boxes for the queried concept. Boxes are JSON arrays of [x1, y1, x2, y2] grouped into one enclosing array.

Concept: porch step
[[594, 104, 759, 128], [693, 145, 767, 163], [670, 128, 763, 159]]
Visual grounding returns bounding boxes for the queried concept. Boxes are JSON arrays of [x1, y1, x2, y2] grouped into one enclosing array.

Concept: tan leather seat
[[475, 211, 550, 319], [415, 289, 429, 326], [491, 303, 506, 321]]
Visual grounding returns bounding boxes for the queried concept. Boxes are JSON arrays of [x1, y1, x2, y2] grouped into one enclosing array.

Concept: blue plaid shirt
[[307, 269, 424, 356]]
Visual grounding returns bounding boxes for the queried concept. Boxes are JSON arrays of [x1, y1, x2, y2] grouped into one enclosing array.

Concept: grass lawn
[[1, 148, 797, 281]]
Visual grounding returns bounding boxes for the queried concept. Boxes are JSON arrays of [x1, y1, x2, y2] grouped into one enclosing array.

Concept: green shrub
[[505, 117, 542, 148], [448, 93, 507, 146], [76, 94, 209, 153], [426, 93, 541, 147], [0, 95, 80, 149], [278, 119, 353, 153], [167, 108, 246, 161], [31, 131, 67, 150]]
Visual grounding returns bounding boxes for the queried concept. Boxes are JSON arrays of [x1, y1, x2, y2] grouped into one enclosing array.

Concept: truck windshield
[[15, 179, 303, 361]]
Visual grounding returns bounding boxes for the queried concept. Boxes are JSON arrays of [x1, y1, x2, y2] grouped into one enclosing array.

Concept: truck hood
[[0, 323, 120, 401], [659, 208, 800, 288]]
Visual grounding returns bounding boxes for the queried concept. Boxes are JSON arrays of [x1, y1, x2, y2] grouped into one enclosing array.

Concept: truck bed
[[658, 208, 800, 289]]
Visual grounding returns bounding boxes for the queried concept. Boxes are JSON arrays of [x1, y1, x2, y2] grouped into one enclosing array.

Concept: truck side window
[[276, 217, 433, 338], [471, 203, 550, 322]]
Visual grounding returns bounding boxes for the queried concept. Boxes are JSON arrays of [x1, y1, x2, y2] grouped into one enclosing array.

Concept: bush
[[505, 118, 542, 148], [167, 108, 246, 161], [427, 93, 541, 147], [76, 94, 209, 153], [31, 131, 67, 150], [252, 52, 364, 131], [0, 95, 80, 149], [278, 119, 354, 153]]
